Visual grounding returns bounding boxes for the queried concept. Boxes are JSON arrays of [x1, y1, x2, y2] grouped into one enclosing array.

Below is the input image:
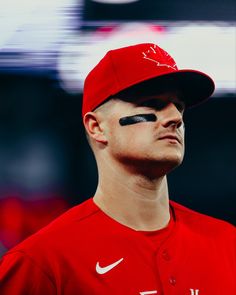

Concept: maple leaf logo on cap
[[142, 44, 178, 71]]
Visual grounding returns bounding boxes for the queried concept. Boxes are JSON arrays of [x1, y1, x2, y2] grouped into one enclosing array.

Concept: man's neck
[[93, 164, 170, 231]]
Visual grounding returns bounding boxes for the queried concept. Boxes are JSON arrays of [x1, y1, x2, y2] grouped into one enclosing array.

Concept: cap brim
[[115, 70, 215, 108]]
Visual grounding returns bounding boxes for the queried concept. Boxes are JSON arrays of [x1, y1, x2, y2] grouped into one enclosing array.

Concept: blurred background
[[0, 0, 235, 255]]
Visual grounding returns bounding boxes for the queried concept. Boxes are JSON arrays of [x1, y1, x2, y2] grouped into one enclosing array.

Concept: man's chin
[[151, 159, 183, 177], [126, 157, 183, 178]]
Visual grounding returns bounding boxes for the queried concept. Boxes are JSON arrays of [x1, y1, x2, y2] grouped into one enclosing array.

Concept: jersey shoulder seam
[[170, 200, 235, 230], [3, 250, 56, 289]]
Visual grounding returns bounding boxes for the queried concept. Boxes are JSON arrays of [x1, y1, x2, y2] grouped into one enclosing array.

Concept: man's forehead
[[94, 90, 185, 113]]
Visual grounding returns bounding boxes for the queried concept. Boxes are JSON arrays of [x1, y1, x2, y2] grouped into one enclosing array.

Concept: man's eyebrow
[[137, 99, 168, 108], [137, 97, 185, 110]]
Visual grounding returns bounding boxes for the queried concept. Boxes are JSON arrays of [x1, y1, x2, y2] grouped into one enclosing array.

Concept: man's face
[[98, 91, 185, 176]]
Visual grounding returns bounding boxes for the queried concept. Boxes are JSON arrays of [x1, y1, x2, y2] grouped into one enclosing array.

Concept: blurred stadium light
[[4, 135, 68, 195], [0, 0, 81, 71]]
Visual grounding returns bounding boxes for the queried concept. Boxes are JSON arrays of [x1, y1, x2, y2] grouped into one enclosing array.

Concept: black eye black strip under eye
[[119, 113, 157, 126]]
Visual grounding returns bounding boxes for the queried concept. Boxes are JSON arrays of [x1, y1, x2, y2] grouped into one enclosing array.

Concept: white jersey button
[[169, 276, 176, 286], [161, 249, 171, 261]]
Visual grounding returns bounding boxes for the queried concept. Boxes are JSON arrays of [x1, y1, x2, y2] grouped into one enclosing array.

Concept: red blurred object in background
[[0, 195, 69, 254]]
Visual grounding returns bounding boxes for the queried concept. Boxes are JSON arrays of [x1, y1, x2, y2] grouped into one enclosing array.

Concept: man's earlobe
[[83, 112, 107, 144]]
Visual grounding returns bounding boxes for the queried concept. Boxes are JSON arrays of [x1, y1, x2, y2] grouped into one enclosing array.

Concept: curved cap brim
[[114, 69, 215, 108]]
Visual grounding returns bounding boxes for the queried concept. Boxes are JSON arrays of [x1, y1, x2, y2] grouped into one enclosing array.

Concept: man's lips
[[158, 133, 182, 143]]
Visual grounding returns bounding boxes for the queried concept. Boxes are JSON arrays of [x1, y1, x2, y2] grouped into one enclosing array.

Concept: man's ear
[[83, 112, 107, 144]]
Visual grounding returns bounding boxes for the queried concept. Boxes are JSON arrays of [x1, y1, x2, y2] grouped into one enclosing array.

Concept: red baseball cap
[[82, 43, 215, 116]]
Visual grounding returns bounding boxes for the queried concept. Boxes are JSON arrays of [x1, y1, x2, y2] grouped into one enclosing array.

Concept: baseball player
[[0, 43, 235, 294]]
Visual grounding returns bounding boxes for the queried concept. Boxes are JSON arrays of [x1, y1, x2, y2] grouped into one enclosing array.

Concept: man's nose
[[160, 103, 183, 129]]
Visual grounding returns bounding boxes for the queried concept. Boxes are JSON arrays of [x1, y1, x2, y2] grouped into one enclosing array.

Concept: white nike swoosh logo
[[140, 291, 158, 295], [96, 258, 124, 274]]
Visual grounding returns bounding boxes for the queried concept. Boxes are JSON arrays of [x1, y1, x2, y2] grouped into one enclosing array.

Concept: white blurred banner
[[58, 22, 236, 96]]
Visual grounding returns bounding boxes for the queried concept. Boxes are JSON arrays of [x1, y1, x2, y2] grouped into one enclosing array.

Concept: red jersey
[[0, 198, 235, 294]]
